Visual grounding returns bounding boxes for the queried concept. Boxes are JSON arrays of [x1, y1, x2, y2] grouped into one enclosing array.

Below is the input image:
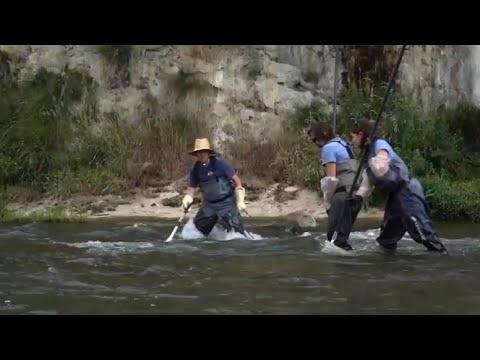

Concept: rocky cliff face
[[0, 44, 477, 150], [398, 45, 476, 113]]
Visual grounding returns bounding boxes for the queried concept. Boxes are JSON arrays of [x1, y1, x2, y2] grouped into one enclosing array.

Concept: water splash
[[179, 219, 262, 241], [321, 241, 359, 256], [65, 240, 155, 254], [298, 232, 312, 238]]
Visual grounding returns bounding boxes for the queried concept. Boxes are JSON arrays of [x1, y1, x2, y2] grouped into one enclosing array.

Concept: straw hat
[[189, 138, 214, 155]]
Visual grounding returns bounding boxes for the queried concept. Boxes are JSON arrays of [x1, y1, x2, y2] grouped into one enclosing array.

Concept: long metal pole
[[332, 45, 340, 134], [330, 45, 408, 244]]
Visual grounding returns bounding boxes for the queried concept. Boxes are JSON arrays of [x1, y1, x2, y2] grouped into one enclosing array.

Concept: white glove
[[182, 194, 193, 211], [369, 156, 390, 177], [235, 187, 246, 212], [320, 176, 339, 211], [355, 170, 375, 200]]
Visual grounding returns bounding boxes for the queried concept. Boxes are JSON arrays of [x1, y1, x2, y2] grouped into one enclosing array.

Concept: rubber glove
[[321, 176, 339, 211], [182, 194, 193, 212], [356, 170, 374, 200], [235, 187, 246, 212]]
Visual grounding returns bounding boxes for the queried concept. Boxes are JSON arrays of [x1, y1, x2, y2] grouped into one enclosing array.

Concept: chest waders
[[324, 140, 361, 250], [329, 45, 407, 246], [327, 140, 360, 194], [365, 140, 447, 254], [193, 157, 235, 204], [192, 157, 246, 237]]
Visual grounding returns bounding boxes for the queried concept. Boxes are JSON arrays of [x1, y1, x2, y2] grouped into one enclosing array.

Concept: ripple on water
[[0, 303, 28, 312], [81, 229, 115, 237], [26, 310, 59, 315], [60, 280, 112, 292], [63, 241, 156, 255], [65, 258, 98, 267], [151, 293, 198, 300], [12, 287, 51, 296], [141, 265, 176, 276], [3, 221, 480, 315], [203, 308, 254, 315], [115, 286, 148, 295]]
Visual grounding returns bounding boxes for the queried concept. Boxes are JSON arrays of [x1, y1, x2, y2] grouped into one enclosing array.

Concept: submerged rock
[[284, 210, 317, 235], [288, 223, 304, 236]]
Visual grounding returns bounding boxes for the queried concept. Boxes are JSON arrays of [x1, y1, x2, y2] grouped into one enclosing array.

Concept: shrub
[[0, 66, 213, 197], [421, 175, 480, 222]]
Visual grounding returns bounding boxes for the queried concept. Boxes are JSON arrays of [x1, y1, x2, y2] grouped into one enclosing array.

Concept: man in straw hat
[[182, 138, 248, 237]]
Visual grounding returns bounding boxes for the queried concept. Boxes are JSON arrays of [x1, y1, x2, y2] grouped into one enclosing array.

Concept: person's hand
[[182, 194, 193, 212], [235, 187, 246, 212]]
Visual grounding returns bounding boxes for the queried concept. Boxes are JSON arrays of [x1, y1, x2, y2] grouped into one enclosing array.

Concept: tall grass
[[226, 85, 480, 221], [0, 67, 214, 202], [336, 86, 480, 221], [227, 101, 328, 189], [1, 63, 479, 222]]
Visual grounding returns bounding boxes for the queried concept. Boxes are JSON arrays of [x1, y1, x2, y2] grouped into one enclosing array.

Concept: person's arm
[[320, 146, 339, 210], [231, 174, 242, 189], [324, 163, 336, 177], [233, 174, 246, 211], [218, 159, 246, 212], [376, 149, 389, 159], [182, 168, 198, 211], [185, 187, 196, 198], [369, 140, 391, 177]]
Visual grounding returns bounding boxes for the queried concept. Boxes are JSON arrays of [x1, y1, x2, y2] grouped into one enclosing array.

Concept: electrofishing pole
[[330, 45, 408, 244]]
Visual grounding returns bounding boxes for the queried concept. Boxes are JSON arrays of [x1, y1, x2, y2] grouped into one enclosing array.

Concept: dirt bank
[[8, 182, 384, 223]]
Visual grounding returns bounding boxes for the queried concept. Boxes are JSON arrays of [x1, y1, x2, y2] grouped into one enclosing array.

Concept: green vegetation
[[0, 67, 211, 221], [0, 60, 479, 223], [228, 85, 480, 222], [0, 187, 83, 222], [300, 86, 480, 221], [228, 100, 328, 191], [421, 175, 480, 222], [335, 87, 480, 178]]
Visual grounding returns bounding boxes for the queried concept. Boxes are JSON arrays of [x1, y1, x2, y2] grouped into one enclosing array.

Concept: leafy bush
[[421, 175, 480, 222], [0, 67, 212, 199], [281, 86, 480, 221], [0, 64, 479, 223]]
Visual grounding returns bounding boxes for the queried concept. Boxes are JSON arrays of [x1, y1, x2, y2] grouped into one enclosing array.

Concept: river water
[[0, 217, 479, 315]]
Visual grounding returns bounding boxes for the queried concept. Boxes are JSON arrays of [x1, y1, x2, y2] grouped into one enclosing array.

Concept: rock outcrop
[[0, 44, 478, 152]]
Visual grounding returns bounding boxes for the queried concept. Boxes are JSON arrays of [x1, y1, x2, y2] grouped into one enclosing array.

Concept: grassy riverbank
[[0, 67, 479, 223]]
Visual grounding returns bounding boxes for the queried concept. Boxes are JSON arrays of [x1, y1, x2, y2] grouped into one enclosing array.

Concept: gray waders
[[326, 141, 362, 250]]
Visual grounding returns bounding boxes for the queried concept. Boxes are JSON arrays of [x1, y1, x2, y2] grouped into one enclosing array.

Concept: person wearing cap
[[309, 121, 363, 251], [181, 138, 247, 237]]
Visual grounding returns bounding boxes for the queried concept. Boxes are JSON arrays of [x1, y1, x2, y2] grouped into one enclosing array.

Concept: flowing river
[[0, 218, 479, 315]]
